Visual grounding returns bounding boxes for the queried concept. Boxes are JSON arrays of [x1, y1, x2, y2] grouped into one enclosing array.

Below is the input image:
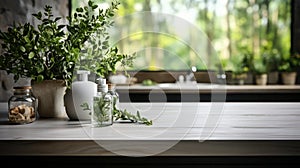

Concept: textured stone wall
[[0, 0, 69, 102], [0, 0, 69, 31]]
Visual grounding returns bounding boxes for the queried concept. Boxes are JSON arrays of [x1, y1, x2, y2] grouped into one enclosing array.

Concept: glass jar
[[8, 86, 37, 124], [107, 84, 119, 111], [92, 92, 113, 127], [92, 79, 113, 127]]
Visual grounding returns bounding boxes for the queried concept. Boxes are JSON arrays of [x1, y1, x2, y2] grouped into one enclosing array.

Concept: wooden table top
[[0, 102, 299, 156], [1, 102, 300, 140]]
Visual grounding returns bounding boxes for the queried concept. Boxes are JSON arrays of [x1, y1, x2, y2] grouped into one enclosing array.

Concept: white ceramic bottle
[[71, 70, 97, 121]]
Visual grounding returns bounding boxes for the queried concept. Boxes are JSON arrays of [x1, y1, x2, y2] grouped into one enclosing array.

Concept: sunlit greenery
[[71, 0, 291, 72]]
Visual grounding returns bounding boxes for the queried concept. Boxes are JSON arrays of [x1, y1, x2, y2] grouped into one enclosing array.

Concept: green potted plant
[[262, 49, 281, 84], [231, 67, 248, 85], [228, 54, 250, 85], [279, 53, 300, 85], [0, 0, 131, 118], [64, 1, 136, 121], [253, 58, 268, 85], [0, 6, 70, 118]]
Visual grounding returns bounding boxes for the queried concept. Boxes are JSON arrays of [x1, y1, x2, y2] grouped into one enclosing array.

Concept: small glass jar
[[108, 83, 123, 122], [92, 92, 113, 127], [8, 86, 37, 124], [92, 78, 113, 127], [107, 84, 119, 111]]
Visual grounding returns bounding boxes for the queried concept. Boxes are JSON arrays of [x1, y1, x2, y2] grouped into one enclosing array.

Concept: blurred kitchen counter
[[115, 84, 300, 102]]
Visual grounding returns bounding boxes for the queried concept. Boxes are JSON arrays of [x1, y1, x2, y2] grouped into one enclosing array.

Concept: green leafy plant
[[229, 54, 250, 80], [80, 45, 136, 79], [91, 94, 112, 125], [73, 1, 136, 79], [81, 99, 153, 126], [253, 58, 268, 75], [279, 53, 300, 72], [0, 6, 73, 84], [0, 0, 133, 86], [262, 49, 282, 72], [113, 107, 153, 126], [81, 90, 152, 125]]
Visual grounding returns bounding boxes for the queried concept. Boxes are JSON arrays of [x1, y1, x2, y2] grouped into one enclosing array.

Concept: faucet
[[176, 66, 197, 84], [185, 66, 197, 83], [216, 64, 226, 84]]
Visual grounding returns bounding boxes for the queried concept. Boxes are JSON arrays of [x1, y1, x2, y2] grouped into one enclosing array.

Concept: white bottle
[[71, 70, 97, 121]]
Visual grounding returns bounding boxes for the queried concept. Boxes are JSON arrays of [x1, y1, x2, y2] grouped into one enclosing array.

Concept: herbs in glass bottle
[[92, 78, 113, 127], [8, 86, 37, 124]]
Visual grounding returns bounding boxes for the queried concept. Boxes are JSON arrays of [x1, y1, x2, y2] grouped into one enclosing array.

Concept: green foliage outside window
[[72, 0, 291, 72]]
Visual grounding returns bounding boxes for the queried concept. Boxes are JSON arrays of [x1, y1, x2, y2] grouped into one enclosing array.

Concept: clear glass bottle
[[107, 83, 120, 122], [92, 78, 113, 127], [8, 86, 37, 124], [108, 83, 119, 111]]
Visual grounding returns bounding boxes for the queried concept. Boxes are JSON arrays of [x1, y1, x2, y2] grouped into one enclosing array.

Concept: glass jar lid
[[13, 86, 32, 94], [13, 86, 32, 90]]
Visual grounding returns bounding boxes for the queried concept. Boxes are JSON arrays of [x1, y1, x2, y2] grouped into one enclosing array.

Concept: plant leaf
[[37, 75, 44, 82], [28, 52, 34, 59], [20, 46, 26, 52]]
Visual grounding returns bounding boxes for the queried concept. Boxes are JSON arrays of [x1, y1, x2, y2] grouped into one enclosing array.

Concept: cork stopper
[[108, 83, 116, 90]]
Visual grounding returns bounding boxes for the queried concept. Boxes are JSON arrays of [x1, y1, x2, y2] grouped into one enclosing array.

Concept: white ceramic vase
[[255, 74, 268, 85], [31, 80, 68, 118], [281, 72, 297, 85]]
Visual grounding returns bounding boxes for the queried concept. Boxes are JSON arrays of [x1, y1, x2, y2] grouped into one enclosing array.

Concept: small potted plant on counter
[[227, 54, 251, 85], [279, 53, 300, 85], [253, 58, 268, 85], [262, 49, 281, 84], [0, 6, 73, 118]]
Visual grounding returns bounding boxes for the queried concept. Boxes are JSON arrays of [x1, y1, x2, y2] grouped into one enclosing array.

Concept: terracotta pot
[[255, 74, 268, 85], [31, 80, 68, 118], [281, 72, 297, 85]]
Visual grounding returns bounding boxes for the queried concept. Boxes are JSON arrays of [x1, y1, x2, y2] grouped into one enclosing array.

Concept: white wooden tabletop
[[1, 102, 300, 141]]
